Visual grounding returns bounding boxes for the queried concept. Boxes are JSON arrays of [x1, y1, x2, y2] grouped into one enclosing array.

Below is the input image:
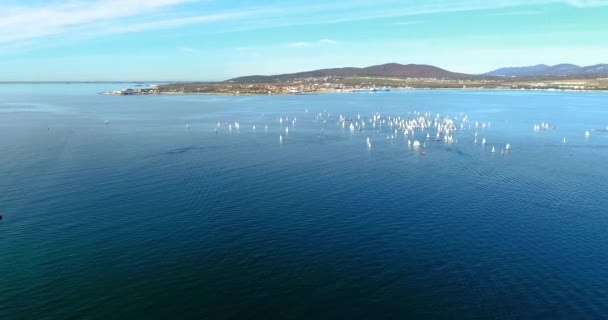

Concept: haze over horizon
[[1, 0, 608, 81]]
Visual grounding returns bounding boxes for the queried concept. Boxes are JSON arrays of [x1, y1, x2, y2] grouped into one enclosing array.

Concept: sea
[[1, 83, 607, 319]]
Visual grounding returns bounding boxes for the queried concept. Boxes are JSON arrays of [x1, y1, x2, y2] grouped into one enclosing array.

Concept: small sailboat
[[585, 130, 590, 137], [505, 143, 510, 150], [491, 146, 495, 153], [562, 137, 566, 144]]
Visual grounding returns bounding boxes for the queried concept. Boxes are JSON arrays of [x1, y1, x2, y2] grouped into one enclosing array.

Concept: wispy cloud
[[486, 10, 543, 16], [319, 39, 337, 44], [392, 21, 421, 26], [288, 42, 313, 47], [103, 12, 254, 34], [203, 1, 540, 34], [0, 0, 201, 43], [1, 0, 607, 50], [289, 39, 337, 47], [218, 0, 608, 32], [561, 0, 608, 7]]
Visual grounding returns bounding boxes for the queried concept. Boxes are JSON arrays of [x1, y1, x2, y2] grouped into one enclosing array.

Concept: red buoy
[[420, 151, 427, 156]]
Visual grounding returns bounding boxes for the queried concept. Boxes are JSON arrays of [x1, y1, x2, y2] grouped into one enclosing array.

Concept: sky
[[1, 0, 608, 81]]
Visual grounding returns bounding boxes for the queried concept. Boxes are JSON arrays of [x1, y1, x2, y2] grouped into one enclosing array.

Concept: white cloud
[[486, 10, 544, 16], [0, 0, 206, 43], [319, 39, 337, 44], [103, 12, 253, 34], [0, 0, 606, 53], [289, 39, 337, 48], [560, 0, 608, 7], [215, 0, 608, 33], [392, 21, 421, 26]]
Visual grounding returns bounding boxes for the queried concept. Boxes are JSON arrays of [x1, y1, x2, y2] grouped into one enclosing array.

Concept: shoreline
[[100, 87, 608, 96]]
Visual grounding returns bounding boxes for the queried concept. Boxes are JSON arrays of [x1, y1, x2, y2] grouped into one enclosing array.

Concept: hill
[[485, 64, 608, 77], [227, 63, 474, 82]]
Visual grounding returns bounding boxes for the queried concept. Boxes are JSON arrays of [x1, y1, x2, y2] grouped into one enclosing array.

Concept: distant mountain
[[485, 64, 608, 77], [579, 64, 608, 75], [227, 63, 474, 82], [485, 64, 551, 77]]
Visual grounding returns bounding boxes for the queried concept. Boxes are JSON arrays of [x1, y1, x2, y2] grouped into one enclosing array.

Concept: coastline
[[100, 87, 608, 97], [100, 76, 608, 96]]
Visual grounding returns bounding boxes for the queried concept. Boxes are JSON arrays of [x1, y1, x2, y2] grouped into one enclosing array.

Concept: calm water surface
[[1, 84, 607, 319]]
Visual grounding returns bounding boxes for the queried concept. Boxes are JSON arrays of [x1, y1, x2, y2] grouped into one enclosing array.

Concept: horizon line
[[0, 61, 604, 83]]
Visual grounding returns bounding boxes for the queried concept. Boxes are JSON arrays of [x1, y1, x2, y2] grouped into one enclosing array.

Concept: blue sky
[[1, 0, 607, 81]]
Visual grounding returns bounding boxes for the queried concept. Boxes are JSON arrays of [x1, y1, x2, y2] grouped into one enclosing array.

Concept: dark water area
[[1, 85, 608, 319]]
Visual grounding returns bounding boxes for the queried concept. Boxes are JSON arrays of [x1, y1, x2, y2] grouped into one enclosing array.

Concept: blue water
[[1, 85, 608, 319]]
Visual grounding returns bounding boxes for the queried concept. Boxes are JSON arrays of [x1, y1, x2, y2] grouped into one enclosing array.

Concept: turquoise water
[[1, 85, 608, 319]]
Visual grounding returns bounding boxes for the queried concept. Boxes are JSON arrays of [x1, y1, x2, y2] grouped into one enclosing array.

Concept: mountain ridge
[[227, 63, 475, 82], [485, 64, 608, 77], [227, 62, 608, 83]]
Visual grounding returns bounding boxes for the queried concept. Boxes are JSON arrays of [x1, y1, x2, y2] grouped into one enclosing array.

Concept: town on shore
[[100, 63, 608, 95], [101, 76, 608, 96]]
